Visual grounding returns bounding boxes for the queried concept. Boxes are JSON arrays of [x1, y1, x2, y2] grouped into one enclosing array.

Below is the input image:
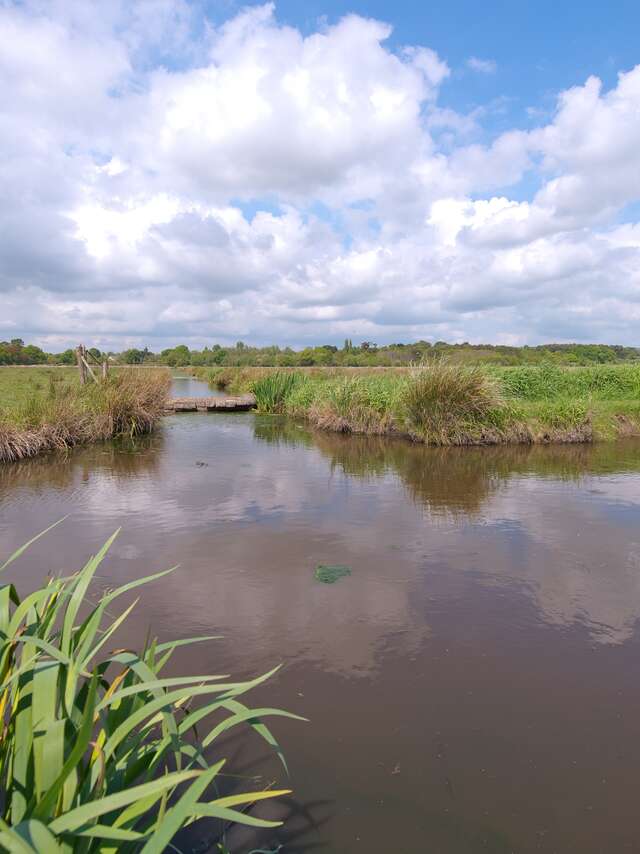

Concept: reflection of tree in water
[[254, 418, 640, 516], [252, 415, 315, 448], [0, 433, 164, 498]]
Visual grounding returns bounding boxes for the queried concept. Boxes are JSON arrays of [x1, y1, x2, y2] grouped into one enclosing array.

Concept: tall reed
[[251, 372, 302, 413], [0, 525, 300, 851]]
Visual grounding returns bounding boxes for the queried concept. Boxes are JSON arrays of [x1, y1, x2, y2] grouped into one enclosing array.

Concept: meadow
[[190, 362, 640, 445]]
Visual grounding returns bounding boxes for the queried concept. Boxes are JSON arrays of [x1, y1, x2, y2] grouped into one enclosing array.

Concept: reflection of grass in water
[[0, 431, 164, 496], [256, 418, 640, 517], [253, 415, 314, 448], [315, 564, 351, 584]]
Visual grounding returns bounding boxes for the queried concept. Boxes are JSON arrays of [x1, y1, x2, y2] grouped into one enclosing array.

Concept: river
[[1, 377, 640, 852]]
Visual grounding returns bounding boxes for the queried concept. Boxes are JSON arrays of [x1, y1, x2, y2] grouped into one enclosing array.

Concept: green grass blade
[[139, 761, 225, 854], [0, 519, 66, 574], [32, 671, 98, 821], [191, 804, 284, 829], [31, 662, 63, 802], [0, 819, 64, 853], [60, 531, 120, 656], [74, 825, 144, 841], [49, 770, 202, 834]]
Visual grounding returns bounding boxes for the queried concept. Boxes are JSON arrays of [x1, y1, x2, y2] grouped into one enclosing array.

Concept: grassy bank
[[0, 368, 170, 462], [191, 363, 640, 445]]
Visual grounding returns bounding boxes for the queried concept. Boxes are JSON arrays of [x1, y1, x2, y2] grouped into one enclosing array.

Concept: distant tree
[[122, 348, 146, 365], [161, 344, 191, 366], [56, 349, 76, 365], [22, 345, 47, 364]]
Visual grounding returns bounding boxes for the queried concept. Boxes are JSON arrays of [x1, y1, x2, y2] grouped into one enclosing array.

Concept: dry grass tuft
[[400, 362, 505, 444]]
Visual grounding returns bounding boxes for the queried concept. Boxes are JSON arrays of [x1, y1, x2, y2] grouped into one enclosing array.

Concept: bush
[[0, 527, 299, 851]]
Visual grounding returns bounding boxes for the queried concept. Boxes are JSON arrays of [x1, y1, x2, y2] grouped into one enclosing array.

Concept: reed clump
[[306, 376, 399, 435], [0, 370, 170, 462], [0, 526, 298, 850], [399, 362, 506, 444], [252, 371, 302, 413]]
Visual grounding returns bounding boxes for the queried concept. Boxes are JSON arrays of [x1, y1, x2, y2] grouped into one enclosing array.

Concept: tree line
[[2, 338, 639, 368]]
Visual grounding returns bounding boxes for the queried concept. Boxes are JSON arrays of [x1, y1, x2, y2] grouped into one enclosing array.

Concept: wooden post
[[81, 354, 98, 383], [76, 346, 87, 385], [102, 360, 108, 380]]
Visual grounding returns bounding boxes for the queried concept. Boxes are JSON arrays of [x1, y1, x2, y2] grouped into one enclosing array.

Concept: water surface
[[170, 374, 227, 398], [1, 380, 640, 852]]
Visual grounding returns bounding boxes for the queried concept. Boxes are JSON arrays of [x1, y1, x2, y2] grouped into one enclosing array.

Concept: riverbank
[[0, 368, 170, 462], [189, 363, 640, 445]]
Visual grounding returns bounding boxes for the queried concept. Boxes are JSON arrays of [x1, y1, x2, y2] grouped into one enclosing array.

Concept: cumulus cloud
[[1, 0, 640, 349]]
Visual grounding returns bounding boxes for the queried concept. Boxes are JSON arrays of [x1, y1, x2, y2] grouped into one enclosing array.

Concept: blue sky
[[227, 0, 640, 121], [1, 0, 640, 350]]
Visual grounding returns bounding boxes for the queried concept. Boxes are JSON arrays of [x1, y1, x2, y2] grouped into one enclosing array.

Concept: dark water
[[2, 379, 640, 853]]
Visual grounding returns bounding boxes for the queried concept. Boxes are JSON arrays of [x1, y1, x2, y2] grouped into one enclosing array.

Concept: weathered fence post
[[76, 346, 87, 385], [102, 360, 108, 380]]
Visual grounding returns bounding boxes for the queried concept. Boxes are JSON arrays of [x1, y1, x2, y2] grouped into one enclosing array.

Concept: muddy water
[[1, 381, 640, 853]]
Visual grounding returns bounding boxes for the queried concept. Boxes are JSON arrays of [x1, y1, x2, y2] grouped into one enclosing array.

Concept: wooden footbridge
[[164, 394, 256, 413]]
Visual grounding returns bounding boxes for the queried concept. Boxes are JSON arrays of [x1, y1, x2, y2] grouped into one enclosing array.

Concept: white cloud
[[467, 56, 497, 74], [1, 1, 640, 349]]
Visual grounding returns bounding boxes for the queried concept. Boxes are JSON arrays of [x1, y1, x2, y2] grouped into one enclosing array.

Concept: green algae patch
[[315, 564, 352, 584]]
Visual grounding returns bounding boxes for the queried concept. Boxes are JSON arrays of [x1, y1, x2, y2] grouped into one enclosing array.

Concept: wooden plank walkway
[[165, 395, 256, 413]]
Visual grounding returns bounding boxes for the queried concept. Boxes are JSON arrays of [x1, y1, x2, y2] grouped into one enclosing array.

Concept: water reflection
[[0, 434, 163, 499], [2, 416, 640, 851], [170, 375, 227, 398], [257, 419, 640, 516]]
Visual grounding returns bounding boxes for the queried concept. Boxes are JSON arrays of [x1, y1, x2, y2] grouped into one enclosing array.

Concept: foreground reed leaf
[[0, 528, 299, 851]]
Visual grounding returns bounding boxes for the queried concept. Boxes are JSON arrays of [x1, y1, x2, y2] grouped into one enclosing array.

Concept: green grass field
[[0, 366, 79, 413]]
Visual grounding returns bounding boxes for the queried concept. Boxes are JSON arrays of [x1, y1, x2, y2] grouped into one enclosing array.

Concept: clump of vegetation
[[0, 526, 299, 851], [0, 370, 170, 463], [315, 564, 351, 584], [499, 363, 640, 400], [252, 372, 303, 413], [306, 376, 400, 435], [399, 362, 505, 444]]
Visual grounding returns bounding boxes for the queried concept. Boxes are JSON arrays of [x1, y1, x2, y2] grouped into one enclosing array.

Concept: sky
[[1, 0, 640, 352]]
